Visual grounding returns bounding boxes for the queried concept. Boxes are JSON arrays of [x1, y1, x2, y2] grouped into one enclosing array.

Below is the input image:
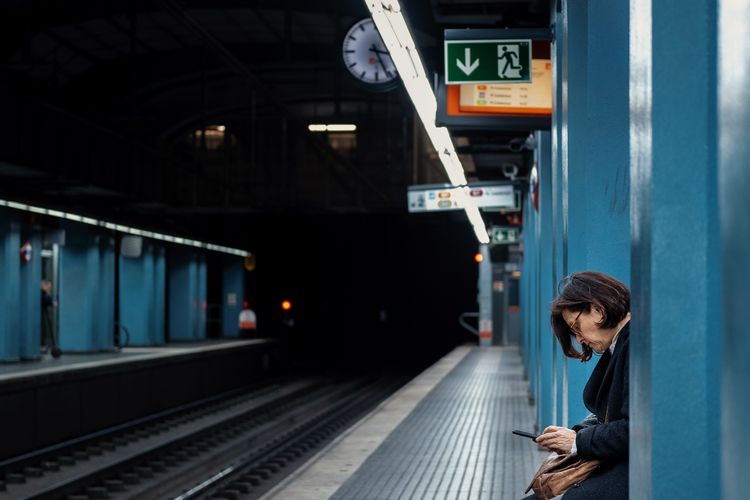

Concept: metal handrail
[[459, 312, 479, 336]]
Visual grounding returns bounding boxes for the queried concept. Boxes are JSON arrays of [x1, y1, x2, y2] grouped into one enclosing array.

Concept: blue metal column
[[19, 230, 42, 359], [120, 243, 166, 345], [222, 257, 242, 338], [630, 0, 720, 497], [524, 249, 534, 381], [59, 226, 101, 351], [551, 7, 568, 425], [559, 0, 630, 426], [151, 246, 166, 344], [523, 183, 540, 411], [169, 248, 206, 341], [94, 236, 115, 351], [0, 211, 21, 361], [196, 253, 207, 340], [719, 2, 750, 498], [536, 131, 554, 429]]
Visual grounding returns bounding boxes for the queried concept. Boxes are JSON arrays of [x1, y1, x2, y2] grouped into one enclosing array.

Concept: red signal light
[[474, 253, 483, 263], [281, 300, 292, 311]]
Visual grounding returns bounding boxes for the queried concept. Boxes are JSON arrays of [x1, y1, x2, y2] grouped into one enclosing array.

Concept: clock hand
[[370, 44, 390, 74], [368, 47, 392, 56]]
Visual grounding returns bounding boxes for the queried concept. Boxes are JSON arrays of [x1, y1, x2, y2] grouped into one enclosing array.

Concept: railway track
[[0, 375, 404, 500]]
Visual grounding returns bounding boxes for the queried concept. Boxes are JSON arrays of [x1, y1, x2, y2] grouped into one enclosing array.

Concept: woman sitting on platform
[[525, 271, 631, 500]]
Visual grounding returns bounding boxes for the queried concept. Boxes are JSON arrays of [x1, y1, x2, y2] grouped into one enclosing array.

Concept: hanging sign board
[[408, 183, 519, 213], [445, 40, 532, 84], [490, 226, 521, 245]]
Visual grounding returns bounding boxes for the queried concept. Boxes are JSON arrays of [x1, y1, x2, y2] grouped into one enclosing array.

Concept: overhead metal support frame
[[157, 0, 390, 205]]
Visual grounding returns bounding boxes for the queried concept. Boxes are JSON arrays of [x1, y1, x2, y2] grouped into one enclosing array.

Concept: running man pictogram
[[498, 45, 521, 77]]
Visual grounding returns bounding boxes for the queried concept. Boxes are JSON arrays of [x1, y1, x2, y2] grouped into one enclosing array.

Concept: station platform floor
[[0, 339, 271, 383], [0, 338, 279, 461], [264, 345, 547, 500]]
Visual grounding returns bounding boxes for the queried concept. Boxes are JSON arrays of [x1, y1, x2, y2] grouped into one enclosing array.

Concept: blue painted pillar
[[222, 256, 244, 338], [120, 243, 166, 345], [151, 246, 166, 343], [630, 0, 720, 497], [536, 131, 554, 428], [169, 248, 207, 342], [19, 230, 42, 359], [59, 226, 115, 352], [0, 211, 21, 361], [551, 14, 568, 426], [558, 0, 630, 426], [196, 254, 207, 339], [719, 2, 750, 498], [58, 228, 92, 351], [522, 182, 540, 410], [94, 236, 115, 351]]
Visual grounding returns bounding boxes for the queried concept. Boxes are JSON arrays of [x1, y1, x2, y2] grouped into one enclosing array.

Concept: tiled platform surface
[[0, 339, 271, 383], [266, 345, 547, 500]]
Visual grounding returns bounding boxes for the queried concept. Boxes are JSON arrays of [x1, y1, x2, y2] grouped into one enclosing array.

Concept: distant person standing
[[41, 280, 61, 358]]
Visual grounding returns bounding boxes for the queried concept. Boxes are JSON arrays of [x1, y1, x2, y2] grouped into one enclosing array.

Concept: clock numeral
[[360, 71, 366, 79], [375, 71, 379, 81], [344, 50, 355, 53], [349, 62, 357, 68], [348, 35, 357, 41]]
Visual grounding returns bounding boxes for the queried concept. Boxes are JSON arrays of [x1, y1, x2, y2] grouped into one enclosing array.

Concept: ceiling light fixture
[[0, 198, 250, 257], [307, 123, 357, 132], [365, 0, 489, 244], [325, 124, 357, 132]]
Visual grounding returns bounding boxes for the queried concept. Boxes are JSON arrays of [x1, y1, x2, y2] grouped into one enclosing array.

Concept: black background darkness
[[206, 213, 480, 373]]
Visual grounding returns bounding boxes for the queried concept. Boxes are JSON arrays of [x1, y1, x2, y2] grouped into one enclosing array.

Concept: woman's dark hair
[[551, 271, 630, 362]]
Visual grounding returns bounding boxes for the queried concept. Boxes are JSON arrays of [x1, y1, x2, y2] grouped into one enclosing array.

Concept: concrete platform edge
[[261, 344, 474, 500]]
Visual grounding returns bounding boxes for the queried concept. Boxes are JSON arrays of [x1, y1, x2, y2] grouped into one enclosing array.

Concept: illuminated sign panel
[[408, 184, 519, 213], [444, 40, 532, 84]]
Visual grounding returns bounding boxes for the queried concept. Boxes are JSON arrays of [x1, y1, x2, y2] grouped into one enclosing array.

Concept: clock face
[[342, 18, 398, 87]]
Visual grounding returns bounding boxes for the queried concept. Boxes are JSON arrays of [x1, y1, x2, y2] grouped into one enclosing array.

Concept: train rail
[[0, 375, 404, 500]]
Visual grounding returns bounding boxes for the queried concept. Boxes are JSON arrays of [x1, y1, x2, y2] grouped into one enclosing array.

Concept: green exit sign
[[491, 227, 520, 245], [444, 39, 531, 84]]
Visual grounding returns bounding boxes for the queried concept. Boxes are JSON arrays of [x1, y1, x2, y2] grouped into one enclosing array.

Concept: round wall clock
[[342, 18, 399, 91]]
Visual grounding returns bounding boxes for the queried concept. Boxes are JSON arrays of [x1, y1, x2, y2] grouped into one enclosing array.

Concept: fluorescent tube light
[[325, 124, 357, 132], [308, 123, 357, 132], [0, 197, 251, 257], [365, 0, 489, 244]]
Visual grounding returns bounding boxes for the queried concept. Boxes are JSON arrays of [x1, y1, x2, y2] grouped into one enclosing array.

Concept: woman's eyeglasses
[[568, 310, 583, 335]]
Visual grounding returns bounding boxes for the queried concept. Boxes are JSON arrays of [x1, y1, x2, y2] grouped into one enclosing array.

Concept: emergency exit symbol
[[444, 39, 531, 84], [498, 45, 522, 77], [456, 48, 479, 75]]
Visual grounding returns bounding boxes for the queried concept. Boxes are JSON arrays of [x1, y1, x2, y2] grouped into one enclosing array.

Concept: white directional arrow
[[456, 48, 480, 75]]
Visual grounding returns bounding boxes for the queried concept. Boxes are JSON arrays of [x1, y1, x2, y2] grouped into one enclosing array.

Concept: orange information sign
[[447, 59, 552, 117]]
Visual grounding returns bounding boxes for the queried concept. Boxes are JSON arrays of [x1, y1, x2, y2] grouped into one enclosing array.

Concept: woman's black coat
[[563, 323, 629, 500]]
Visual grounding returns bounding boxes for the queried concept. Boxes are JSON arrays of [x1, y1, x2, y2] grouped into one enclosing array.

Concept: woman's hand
[[535, 426, 577, 454]]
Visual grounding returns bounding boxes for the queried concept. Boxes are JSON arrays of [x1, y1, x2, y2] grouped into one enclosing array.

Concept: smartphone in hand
[[511, 430, 539, 440]]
